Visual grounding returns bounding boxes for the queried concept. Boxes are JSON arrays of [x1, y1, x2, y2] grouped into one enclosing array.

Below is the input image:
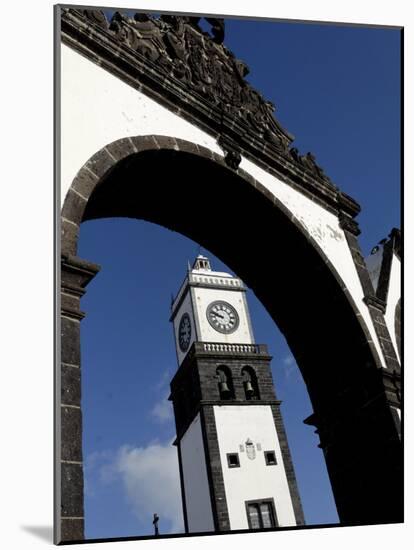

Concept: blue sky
[[75, 12, 400, 540]]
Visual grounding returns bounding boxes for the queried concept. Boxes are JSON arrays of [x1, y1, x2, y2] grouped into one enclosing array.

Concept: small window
[[227, 453, 240, 468], [246, 499, 278, 529], [264, 451, 277, 465]]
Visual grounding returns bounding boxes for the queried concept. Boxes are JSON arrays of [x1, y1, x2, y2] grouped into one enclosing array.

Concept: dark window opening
[[227, 453, 240, 468], [217, 365, 235, 399], [264, 451, 277, 465], [241, 366, 260, 400], [245, 499, 278, 529]]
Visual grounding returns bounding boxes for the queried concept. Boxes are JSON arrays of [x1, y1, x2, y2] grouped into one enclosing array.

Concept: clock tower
[[169, 256, 305, 533]]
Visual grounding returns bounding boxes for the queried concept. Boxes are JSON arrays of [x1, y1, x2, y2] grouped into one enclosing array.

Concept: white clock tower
[[169, 256, 304, 533]]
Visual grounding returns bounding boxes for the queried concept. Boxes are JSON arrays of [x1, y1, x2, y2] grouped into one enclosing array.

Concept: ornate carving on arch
[[61, 8, 362, 216], [82, 9, 108, 29], [290, 148, 333, 184], [109, 12, 170, 66], [63, 10, 300, 160], [218, 135, 242, 170]]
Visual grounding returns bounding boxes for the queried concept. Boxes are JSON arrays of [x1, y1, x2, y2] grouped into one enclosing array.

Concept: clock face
[[178, 313, 192, 352], [207, 301, 239, 334]]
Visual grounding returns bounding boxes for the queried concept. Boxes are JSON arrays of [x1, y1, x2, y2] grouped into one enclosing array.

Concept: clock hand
[[214, 311, 224, 319]]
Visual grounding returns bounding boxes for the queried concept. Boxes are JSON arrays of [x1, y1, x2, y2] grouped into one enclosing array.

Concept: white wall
[[193, 286, 254, 344], [172, 268, 255, 357], [61, 43, 223, 205], [239, 155, 387, 367], [61, 42, 386, 368], [180, 413, 215, 532], [214, 405, 297, 529]]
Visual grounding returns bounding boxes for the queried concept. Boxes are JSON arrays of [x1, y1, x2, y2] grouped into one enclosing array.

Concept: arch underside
[[60, 140, 402, 538]]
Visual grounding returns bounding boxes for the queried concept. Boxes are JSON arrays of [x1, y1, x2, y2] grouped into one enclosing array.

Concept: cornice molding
[[363, 294, 387, 313], [338, 211, 361, 236], [60, 7, 361, 219]]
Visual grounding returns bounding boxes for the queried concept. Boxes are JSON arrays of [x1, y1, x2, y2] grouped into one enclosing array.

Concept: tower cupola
[[192, 255, 212, 271]]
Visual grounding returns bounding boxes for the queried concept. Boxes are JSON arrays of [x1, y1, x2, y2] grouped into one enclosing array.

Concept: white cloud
[[282, 354, 298, 379], [283, 354, 295, 366], [153, 369, 173, 392], [150, 368, 175, 424], [98, 440, 184, 534], [150, 392, 174, 423], [84, 449, 115, 497]]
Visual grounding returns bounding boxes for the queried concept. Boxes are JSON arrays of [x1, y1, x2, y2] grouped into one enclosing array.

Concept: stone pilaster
[[57, 254, 100, 543], [339, 215, 401, 379], [304, 367, 403, 525]]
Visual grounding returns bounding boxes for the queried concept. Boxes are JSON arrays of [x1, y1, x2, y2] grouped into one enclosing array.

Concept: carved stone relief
[[78, 9, 332, 186]]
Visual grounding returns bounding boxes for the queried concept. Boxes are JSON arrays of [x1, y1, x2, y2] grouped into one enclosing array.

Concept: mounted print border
[[55, 3, 402, 545]]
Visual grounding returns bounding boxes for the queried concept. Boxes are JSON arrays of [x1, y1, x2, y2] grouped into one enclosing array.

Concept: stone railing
[[190, 273, 243, 288], [199, 342, 264, 355]]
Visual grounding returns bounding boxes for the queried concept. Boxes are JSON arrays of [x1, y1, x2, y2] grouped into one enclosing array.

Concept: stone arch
[[59, 134, 402, 539], [62, 135, 383, 369]]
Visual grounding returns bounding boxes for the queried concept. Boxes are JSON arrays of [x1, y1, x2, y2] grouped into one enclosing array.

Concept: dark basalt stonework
[[61, 406, 82, 462], [60, 518, 84, 542], [376, 228, 402, 305], [60, 7, 361, 220], [342, 227, 402, 375], [169, 342, 305, 530], [91, 9, 294, 149], [58, 255, 100, 543], [395, 298, 401, 359], [61, 462, 84, 517]]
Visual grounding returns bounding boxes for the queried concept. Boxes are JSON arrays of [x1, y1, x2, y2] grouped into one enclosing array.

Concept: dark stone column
[[339, 214, 401, 440], [304, 365, 403, 525], [395, 298, 401, 360], [58, 254, 100, 543], [339, 213, 401, 375], [302, 212, 402, 526]]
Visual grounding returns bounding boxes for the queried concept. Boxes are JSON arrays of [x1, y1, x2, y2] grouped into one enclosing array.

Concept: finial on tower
[[192, 255, 212, 271]]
